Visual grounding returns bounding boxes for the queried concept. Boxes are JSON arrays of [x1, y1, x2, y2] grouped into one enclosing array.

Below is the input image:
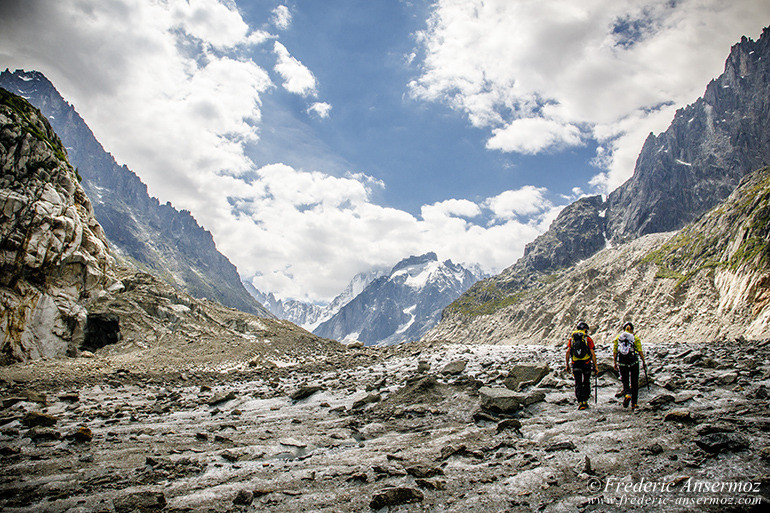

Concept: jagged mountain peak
[[314, 253, 486, 346], [244, 268, 385, 331], [0, 69, 272, 318], [432, 27, 770, 342], [389, 252, 438, 273]]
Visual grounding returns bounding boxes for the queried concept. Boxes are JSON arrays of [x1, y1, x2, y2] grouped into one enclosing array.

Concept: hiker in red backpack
[[565, 321, 597, 410], [613, 322, 646, 411]]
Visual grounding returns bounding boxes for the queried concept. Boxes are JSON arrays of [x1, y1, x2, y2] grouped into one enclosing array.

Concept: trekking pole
[[594, 364, 598, 404], [643, 362, 651, 392]]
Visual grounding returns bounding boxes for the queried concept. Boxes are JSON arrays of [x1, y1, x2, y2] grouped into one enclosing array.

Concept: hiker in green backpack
[[613, 322, 646, 411], [566, 321, 597, 410]]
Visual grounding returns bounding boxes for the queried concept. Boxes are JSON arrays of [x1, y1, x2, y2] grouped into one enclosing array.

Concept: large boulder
[[441, 359, 467, 375], [504, 363, 550, 390], [479, 386, 523, 413]]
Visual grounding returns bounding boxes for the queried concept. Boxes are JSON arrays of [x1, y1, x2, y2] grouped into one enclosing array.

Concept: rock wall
[[0, 89, 117, 362], [437, 28, 770, 337], [425, 167, 770, 346], [0, 70, 272, 318]]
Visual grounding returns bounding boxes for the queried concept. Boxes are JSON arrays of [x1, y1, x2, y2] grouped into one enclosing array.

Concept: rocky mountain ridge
[[0, 70, 271, 318], [315, 253, 485, 346], [438, 27, 770, 335], [426, 165, 770, 346], [0, 90, 333, 366], [244, 269, 383, 331]]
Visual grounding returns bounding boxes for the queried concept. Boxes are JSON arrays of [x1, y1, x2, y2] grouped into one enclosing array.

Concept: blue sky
[[1, 0, 768, 302], [239, 0, 600, 214]]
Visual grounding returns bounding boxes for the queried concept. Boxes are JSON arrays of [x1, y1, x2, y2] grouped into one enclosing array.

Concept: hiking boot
[[631, 403, 639, 411], [578, 402, 588, 410], [623, 395, 631, 408]]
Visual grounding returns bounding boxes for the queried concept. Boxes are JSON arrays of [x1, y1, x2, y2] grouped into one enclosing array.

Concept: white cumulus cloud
[[271, 5, 292, 30], [410, 0, 770, 192], [486, 118, 583, 154], [485, 186, 552, 220], [308, 101, 332, 118], [222, 165, 556, 302], [274, 41, 318, 97]]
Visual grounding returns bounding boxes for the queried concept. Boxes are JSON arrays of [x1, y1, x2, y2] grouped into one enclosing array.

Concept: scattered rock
[[58, 392, 80, 403], [716, 372, 738, 385], [21, 390, 47, 404], [522, 390, 546, 406], [233, 489, 253, 505], [346, 341, 364, 349], [1, 397, 23, 409], [290, 385, 323, 401], [352, 392, 381, 409], [595, 360, 617, 377], [416, 478, 446, 490], [405, 464, 444, 478], [0, 446, 21, 456], [748, 385, 767, 399], [504, 363, 550, 390], [67, 426, 93, 443], [440, 359, 467, 375], [207, 391, 236, 406], [673, 392, 696, 403], [695, 433, 748, 454], [664, 410, 694, 423], [27, 427, 61, 442], [439, 444, 466, 461], [113, 491, 166, 512], [417, 360, 431, 373], [22, 411, 58, 428], [649, 394, 675, 407], [472, 410, 499, 424], [370, 487, 424, 510], [279, 438, 307, 448], [221, 450, 240, 462], [347, 471, 369, 483], [697, 423, 735, 436], [496, 418, 522, 434], [479, 386, 522, 413], [644, 442, 665, 455], [545, 441, 576, 452]]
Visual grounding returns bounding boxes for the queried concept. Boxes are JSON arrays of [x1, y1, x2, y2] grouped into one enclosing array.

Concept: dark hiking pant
[[619, 362, 640, 405], [572, 359, 592, 403]]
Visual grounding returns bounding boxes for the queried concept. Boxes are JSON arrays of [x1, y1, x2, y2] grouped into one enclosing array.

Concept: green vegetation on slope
[[0, 88, 69, 165], [641, 166, 770, 288]]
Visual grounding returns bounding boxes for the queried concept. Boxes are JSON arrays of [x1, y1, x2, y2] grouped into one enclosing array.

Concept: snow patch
[[396, 305, 417, 334]]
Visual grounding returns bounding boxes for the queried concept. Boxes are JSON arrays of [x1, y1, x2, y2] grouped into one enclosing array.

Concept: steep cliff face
[[425, 166, 770, 345], [437, 27, 770, 331], [0, 70, 271, 318], [0, 89, 118, 362], [315, 253, 483, 346], [443, 195, 608, 319], [606, 29, 770, 241]]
